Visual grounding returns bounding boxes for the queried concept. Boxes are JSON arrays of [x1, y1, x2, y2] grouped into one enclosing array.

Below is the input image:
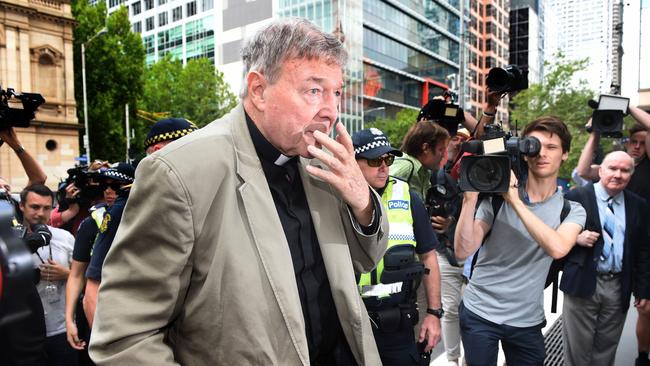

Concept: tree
[[366, 108, 419, 149], [510, 53, 595, 178], [73, 0, 145, 163], [138, 55, 237, 138]]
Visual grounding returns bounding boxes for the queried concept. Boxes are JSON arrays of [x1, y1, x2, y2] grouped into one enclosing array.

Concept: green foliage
[[366, 108, 419, 148], [138, 54, 238, 136], [510, 53, 595, 178], [73, 0, 145, 162]]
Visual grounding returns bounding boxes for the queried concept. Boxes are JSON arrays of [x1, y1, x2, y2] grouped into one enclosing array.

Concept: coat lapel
[[586, 184, 605, 260], [230, 106, 309, 364]]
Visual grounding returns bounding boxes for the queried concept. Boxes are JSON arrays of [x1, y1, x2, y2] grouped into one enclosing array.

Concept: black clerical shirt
[[246, 114, 367, 365]]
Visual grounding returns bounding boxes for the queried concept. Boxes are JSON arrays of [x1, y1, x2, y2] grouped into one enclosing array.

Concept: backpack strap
[[395, 158, 416, 187], [469, 195, 504, 278], [548, 197, 571, 313]]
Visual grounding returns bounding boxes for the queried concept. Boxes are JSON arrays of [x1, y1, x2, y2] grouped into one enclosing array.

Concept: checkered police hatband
[[354, 140, 391, 155], [144, 128, 197, 148], [103, 170, 134, 183]]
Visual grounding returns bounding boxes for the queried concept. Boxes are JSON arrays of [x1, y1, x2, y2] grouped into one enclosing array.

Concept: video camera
[[587, 94, 629, 138], [418, 91, 464, 136], [458, 124, 540, 193], [56, 166, 104, 211], [486, 65, 528, 94], [0, 202, 39, 326], [0, 86, 45, 129]]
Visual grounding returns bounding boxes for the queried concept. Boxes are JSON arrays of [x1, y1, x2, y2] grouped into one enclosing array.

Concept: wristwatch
[[426, 307, 444, 318]]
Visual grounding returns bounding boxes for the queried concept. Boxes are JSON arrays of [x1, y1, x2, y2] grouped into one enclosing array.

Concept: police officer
[[82, 163, 135, 326], [353, 128, 443, 366], [143, 117, 198, 155]]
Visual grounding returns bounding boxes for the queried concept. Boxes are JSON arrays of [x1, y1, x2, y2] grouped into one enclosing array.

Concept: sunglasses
[[100, 181, 123, 192], [366, 155, 395, 167]]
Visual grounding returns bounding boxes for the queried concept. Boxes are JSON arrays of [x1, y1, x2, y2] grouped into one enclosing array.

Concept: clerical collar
[[245, 111, 296, 166]]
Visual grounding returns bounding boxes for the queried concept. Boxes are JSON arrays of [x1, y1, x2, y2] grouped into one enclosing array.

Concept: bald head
[[599, 151, 635, 196], [601, 151, 635, 171]]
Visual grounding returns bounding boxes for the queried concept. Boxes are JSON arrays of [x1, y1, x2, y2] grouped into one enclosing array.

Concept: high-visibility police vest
[[88, 206, 106, 256], [359, 178, 416, 297]]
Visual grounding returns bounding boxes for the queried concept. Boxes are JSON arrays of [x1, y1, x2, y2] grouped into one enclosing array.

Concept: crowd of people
[[2, 17, 650, 366]]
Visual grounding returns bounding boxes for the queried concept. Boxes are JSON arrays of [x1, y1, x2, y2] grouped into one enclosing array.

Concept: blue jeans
[[459, 302, 545, 366]]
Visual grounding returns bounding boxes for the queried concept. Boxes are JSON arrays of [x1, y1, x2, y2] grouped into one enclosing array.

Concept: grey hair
[[239, 17, 348, 98]]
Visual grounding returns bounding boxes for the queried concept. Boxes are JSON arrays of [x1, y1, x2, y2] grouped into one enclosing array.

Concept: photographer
[[22, 184, 76, 365], [353, 128, 441, 365], [49, 161, 110, 236], [454, 117, 586, 365], [391, 121, 450, 200], [0, 127, 47, 220], [83, 163, 135, 327]]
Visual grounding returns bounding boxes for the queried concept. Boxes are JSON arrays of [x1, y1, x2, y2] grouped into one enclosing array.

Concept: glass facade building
[[110, 0, 466, 131], [359, 0, 461, 123], [641, 0, 650, 91], [107, 0, 215, 66]]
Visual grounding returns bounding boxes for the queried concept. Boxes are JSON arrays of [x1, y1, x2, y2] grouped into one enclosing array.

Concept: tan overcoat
[[89, 104, 388, 365]]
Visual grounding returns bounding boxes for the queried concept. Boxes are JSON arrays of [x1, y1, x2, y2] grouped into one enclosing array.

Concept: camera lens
[[467, 158, 506, 192]]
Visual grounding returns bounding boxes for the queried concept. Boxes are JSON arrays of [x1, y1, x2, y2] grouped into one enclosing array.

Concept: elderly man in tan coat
[[88, 18, 388, 365]]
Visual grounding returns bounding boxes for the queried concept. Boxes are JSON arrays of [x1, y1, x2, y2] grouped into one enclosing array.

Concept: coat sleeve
[[88, 156, 195, 365], [340, 188, 388, 273]]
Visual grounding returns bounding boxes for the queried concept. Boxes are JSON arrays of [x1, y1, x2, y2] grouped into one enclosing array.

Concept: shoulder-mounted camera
[[458, 124, 540, 193]]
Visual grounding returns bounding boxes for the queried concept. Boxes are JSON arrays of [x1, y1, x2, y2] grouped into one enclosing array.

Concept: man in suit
[[562, 150, 650, 366], [88, 18, 388, 365]]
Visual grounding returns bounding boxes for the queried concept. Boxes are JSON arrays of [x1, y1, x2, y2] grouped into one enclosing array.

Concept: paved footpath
[[430, 286, 639, 365]]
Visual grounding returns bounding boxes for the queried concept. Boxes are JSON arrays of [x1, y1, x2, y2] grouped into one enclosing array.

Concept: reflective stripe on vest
[[88, 206, 106, 257], [91, 207, 106, 229], [359, 178, 416, 295]]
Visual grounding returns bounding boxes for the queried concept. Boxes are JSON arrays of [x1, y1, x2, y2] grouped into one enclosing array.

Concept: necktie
[[600, 197, 615, 261]]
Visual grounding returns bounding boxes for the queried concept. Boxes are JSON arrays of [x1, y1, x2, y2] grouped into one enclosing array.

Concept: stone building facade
[[0, 0, 78, 191]]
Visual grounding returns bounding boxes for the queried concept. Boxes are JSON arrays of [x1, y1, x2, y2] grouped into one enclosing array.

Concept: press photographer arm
[[502, 173, 583, 259], [0, 127, 47, 186], [50, 184, 81, 227], [576, 119, 600, 181], [471, 88, 505, 139], [454, 191, 489, 260]]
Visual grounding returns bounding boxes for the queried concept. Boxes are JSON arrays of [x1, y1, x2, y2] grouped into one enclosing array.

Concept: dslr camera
[[0, 86, 45, 129], [458, 124, 540, 193], [486, 65, 528, 94], [56, 166, 104, 211], [418, 91, 464, 136]]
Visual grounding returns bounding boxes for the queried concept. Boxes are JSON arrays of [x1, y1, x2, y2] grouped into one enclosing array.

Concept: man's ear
[[562, 151, 569, 162], [246, 71, 267, 111], [421, 142, 430, 154]]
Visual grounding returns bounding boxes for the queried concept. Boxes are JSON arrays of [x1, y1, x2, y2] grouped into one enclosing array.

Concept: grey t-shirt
[[463, 189, 586, 327]]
